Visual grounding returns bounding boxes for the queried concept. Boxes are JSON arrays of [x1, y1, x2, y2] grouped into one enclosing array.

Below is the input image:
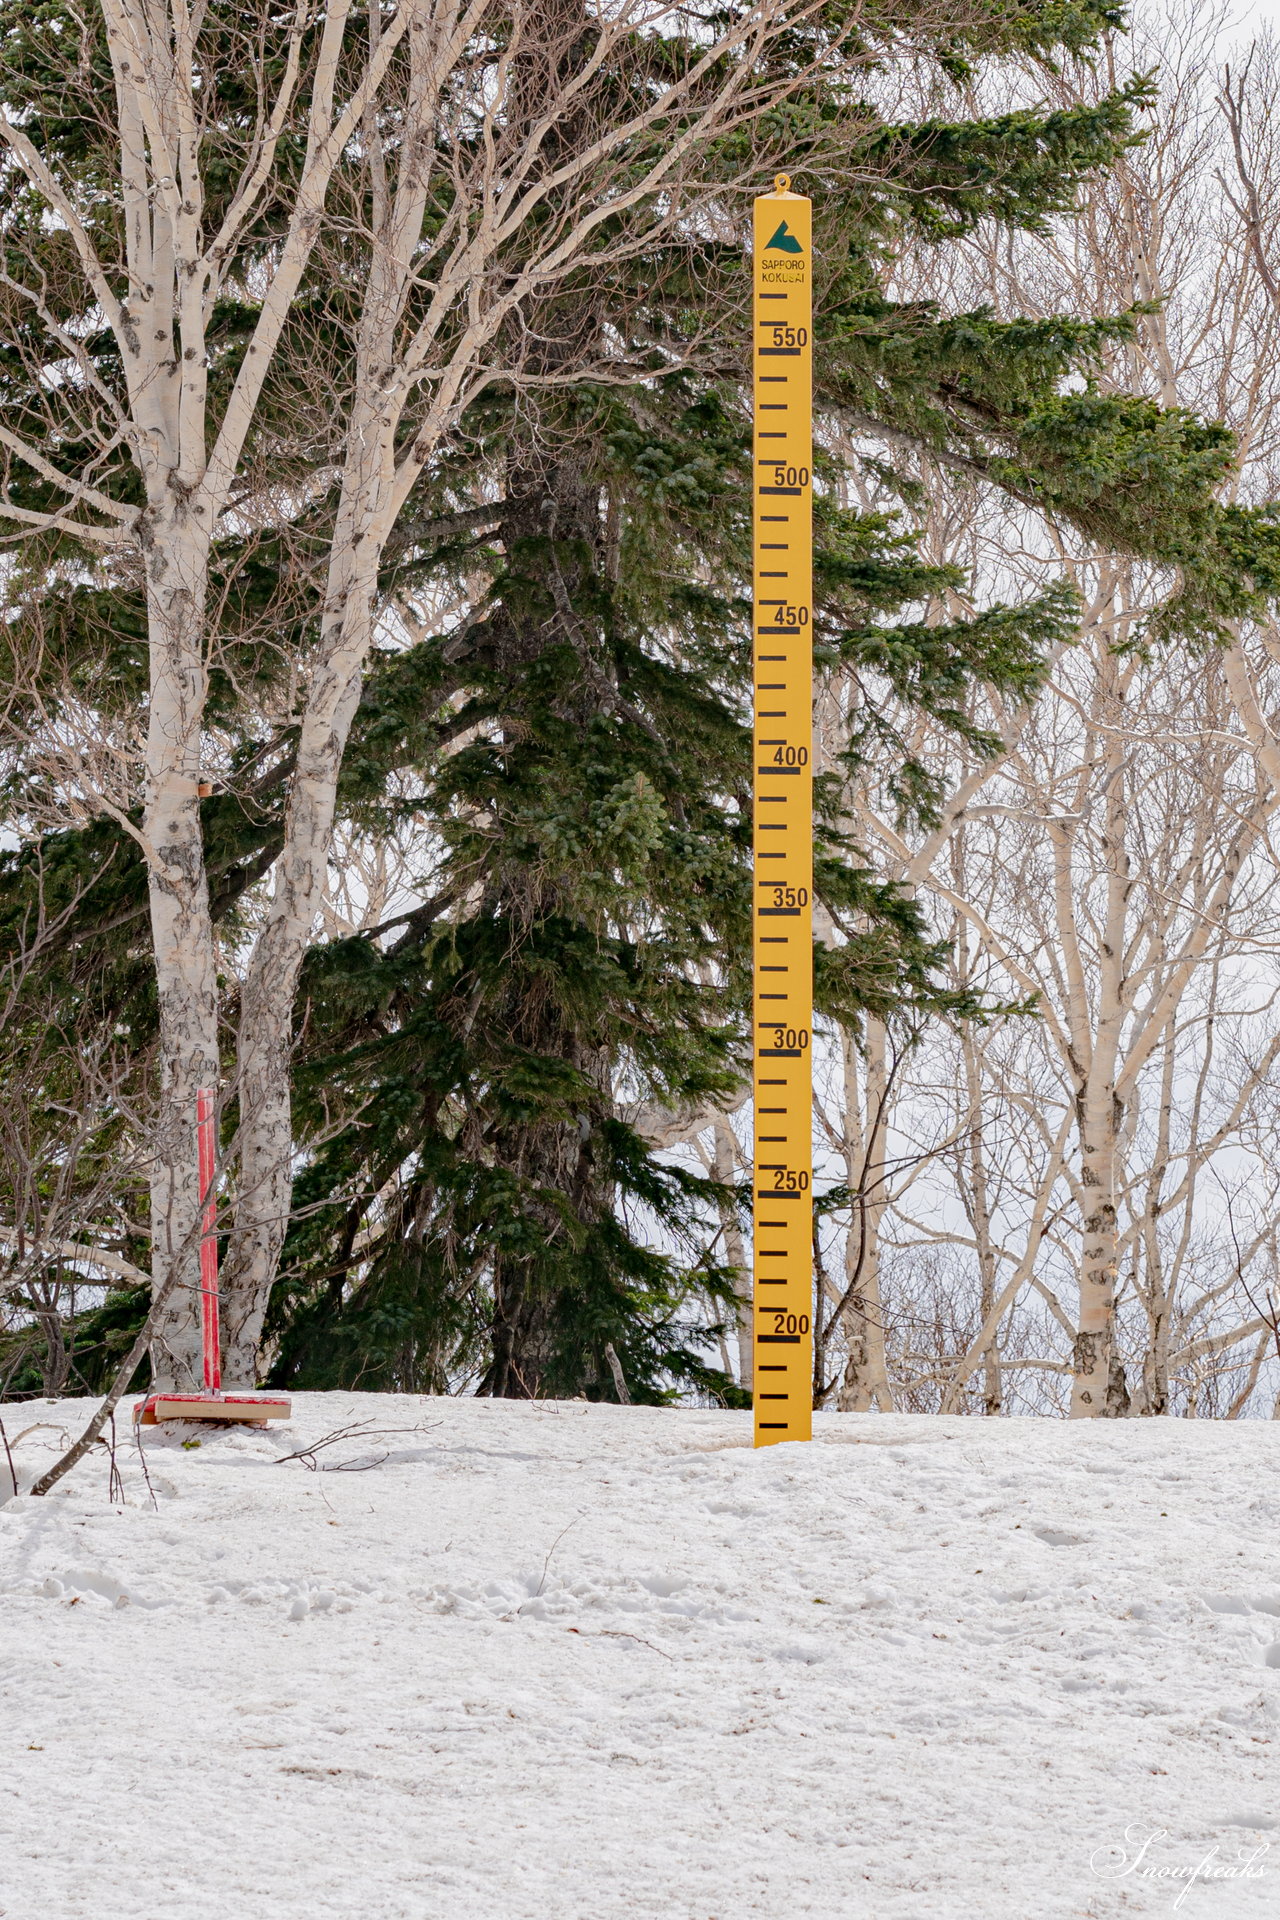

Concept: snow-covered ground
[[1, 1397, 1277, 1919]]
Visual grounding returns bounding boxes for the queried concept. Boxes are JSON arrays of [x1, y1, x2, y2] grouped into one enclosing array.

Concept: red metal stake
[[196, 1086, 222, 1394], [133, 1089, 291, 1424]]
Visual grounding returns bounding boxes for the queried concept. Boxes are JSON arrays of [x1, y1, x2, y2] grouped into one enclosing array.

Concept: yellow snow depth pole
[[752, 175, 813, 1446]]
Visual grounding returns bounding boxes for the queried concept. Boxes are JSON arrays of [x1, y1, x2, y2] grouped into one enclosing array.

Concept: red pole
[[196, 1088, 222, 1394]]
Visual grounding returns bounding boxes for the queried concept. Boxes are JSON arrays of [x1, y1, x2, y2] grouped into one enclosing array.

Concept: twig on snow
[[516, 1516, 581, 1614], [599, 1630, 673, 1660], [131, 1412, 158, 1510], [566, 1626, 673, 1660], [100, 1412, 125, 1505], [275, 1419, 438, 1472]]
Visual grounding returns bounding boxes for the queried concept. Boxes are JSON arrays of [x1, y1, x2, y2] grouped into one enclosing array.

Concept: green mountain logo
[[764, 219, 803, 255]]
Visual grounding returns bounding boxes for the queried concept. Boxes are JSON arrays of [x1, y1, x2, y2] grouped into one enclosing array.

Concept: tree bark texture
[[142, 508, 219, 1387], [837, 1022, 893, 1412], [220, 50, 436, 1378], [1068, 690, 1128, 1417], [713, 1116, 752, 1393]]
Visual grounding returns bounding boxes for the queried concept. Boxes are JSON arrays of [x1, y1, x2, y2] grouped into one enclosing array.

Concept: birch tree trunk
[[952, 831, 1002, 1414], [1135, 1017, 1179, 1416], [837, 1021, 893, 1411], [960, 1022, 1002, 1415], [1072, 1083, 1127, 1415], [221, 403, 393, 1377], [713, 1116, 752, 1393], [142, 509, 219, 1385], [1058, 650, 1129, 1416]]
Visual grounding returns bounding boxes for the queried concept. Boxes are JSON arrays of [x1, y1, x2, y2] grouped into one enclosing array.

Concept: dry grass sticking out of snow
[[1, 1396, 1278, 1919]]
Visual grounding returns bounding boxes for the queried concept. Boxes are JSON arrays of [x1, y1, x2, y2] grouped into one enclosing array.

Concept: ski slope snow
[[1, 1396, 1277, 1918]]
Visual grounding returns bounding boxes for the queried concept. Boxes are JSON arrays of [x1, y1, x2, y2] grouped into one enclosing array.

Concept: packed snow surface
[[2, 1398, 1278, 1918]]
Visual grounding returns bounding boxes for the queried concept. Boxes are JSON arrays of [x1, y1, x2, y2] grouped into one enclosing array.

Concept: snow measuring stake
[[752, 177, 813, 1446], [135, 1090, 291, 1427]]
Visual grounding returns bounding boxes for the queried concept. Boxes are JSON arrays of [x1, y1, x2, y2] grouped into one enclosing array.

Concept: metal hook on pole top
[[774, 173, 792, 195]]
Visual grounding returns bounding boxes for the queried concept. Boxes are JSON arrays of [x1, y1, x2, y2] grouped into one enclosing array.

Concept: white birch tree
[[828, 3, 1280, 1417]]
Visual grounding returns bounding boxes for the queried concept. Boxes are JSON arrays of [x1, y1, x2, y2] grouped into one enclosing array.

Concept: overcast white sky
[[1226, 0, 1280, 34]]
